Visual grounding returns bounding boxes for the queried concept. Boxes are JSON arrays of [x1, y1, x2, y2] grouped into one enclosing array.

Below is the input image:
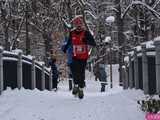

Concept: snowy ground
[[0, 65, 145, 120]]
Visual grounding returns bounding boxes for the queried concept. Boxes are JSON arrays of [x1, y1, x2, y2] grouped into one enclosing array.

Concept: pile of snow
[[105, 16, 115, 23], [144, 40, 155, 49], [128, 51, 134, 56], [3, 50, 19, 55], [12, 49, 23, 54], [124, 56, 129, 63], [0, 67, 145, 120], [104, 36, 111, 43], [0, 46, 3, 50], [134, 46, 142, 51], [26, 55, 34, 60], [154, 36, 160, 41]]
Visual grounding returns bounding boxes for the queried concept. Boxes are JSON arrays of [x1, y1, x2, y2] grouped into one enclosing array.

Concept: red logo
[[146, 113, 160, 120]]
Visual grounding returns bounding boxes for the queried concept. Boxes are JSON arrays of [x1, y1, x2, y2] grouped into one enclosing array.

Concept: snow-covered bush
[[138, 98, 160, 113]]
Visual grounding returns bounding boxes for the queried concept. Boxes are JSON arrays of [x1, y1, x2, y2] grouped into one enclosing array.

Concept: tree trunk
[[25, 2, 30, 55], [2, 8, 10, 51], [4, 22, 10, 51], [114, 0, 124, 86], [66, 0, 72, 22], [43, 31, 50, 66]]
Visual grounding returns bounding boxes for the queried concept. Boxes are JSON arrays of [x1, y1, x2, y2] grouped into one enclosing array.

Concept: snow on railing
[[122, 39, 160, 95], [0, 49, 52, 95]]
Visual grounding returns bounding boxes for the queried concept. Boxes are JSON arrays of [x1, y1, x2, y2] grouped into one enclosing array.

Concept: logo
[[146, 113, 160, 120]]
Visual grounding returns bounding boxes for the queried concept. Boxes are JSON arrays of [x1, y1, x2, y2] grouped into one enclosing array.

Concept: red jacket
[[62, 30, 96, 61]]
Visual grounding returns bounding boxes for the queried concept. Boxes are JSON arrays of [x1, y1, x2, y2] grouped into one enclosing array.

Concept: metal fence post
[[49, 69, 52, 91], [31, 57, 36, 90], [154, 40, 160, 94], [0, 47, 3, 95], [126, 65, 129, 89], [68, 69, 73, 91], [129, 55, 133, 88], [142, 44, 149, 94], [122, 65, 127, 89], [134, 49, 139, 89], [17, 51, 23, 89], [41, 64, 45, 90]]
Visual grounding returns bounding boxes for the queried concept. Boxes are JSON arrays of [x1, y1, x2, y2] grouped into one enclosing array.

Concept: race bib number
[[76, 46, 84, 52], [73, 45, 87, 54]]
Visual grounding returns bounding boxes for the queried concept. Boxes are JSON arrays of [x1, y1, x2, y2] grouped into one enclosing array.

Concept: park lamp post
[[105, 16, 115, 88]]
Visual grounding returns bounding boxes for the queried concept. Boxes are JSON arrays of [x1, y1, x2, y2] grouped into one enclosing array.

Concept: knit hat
[[71, 15, 84, 26]]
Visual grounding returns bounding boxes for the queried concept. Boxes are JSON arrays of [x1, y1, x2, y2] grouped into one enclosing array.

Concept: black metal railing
[[122, 40, 160, 95], [0, 48, 53, 95]]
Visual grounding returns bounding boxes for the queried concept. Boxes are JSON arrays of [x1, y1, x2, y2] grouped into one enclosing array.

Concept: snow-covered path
[[0, 70, 145, 120]]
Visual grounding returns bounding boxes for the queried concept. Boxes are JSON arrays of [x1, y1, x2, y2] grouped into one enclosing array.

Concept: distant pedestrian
[[49, 55, 59, 91], [62, 15, 96, 99], [98, 64, 107, 92], [62, 37, 73, 90], [93, 63, 99, 81]]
